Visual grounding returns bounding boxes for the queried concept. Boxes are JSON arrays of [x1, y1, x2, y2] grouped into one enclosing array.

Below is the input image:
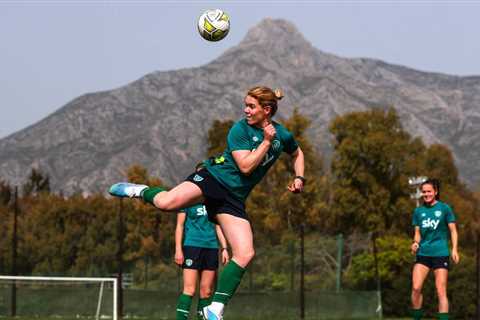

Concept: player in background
[[109, 86, 305, 320], [410, 179, 459, 320], [175, 203, 229, 320]]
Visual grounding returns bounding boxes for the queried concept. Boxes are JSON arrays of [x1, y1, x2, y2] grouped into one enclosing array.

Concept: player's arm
[[232, 141, 271, 175], [232, 123, 276, 175], [287, 147, 305, 193], [216, 225, 230, 265], [411, 226, 421, 254], [448, 222, 459, 264], [174, 212, 186, 266]]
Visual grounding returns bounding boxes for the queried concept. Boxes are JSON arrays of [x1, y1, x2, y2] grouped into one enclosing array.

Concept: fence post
[[336, 233, 344, 293], [372, 233, 383, 320], [299, 224, 305, 320]]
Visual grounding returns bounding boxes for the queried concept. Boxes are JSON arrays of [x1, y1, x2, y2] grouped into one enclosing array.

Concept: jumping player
[[109, 86, 305, 320]]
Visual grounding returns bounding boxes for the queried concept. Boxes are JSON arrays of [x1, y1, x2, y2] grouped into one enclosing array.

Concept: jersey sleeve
[[412, 209, 420, 227], [444, 203, 457, 223], [283, 130, 299, 154], [227, 121, 251, 151]]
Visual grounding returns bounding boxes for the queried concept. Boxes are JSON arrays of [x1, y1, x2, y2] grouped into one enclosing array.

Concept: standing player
[[175, 203, 229, 320], [410, 179, 459, 320], [109, 86, 305, 320]]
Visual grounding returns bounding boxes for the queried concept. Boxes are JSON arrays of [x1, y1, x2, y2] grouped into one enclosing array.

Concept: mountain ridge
[[1, 18, 479, 193]]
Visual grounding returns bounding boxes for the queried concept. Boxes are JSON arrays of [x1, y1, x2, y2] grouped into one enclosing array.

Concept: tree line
[[0, 108, 478, 318]]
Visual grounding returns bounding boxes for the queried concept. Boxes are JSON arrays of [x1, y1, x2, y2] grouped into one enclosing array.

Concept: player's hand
[[451, 249, 460, 264], [288, 178, 304, 193], [411, 242, 419, 255], [174, 250, 184, 266], [263, 123, 276, 142], [220, 248, 230, 265]]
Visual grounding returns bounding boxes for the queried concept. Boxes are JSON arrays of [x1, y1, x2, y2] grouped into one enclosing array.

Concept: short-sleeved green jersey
[[180, 204, 218, 249], [205, 119, 299, 202], [412, 201, 456, 257]]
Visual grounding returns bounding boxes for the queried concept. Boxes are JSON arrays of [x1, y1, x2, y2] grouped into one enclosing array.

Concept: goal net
[[0, 276, 117, 320]]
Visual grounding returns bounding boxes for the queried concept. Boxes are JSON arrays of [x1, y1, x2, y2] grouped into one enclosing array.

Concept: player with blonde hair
[[109, 86, 305, 320]]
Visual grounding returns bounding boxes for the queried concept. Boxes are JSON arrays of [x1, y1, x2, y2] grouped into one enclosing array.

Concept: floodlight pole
[[299, 223, 305, 320], [477, 232, 480, 320], [116, 198, 124, 320], [10, 186, 18, 317]]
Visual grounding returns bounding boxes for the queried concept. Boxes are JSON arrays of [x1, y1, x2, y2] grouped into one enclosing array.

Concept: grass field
[[0, 285, 416, 319]]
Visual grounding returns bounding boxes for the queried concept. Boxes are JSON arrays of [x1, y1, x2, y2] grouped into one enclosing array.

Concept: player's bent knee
[[153, 193, 179, 211]]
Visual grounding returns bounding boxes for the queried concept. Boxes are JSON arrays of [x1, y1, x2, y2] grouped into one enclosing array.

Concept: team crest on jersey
[[421, 213, 426, 217], [272, 140, 281, 151], [435, 211, 442, 217], [252, 136, 259, 142], [193, 174, 204, 182], [185, 259, 193, 267]]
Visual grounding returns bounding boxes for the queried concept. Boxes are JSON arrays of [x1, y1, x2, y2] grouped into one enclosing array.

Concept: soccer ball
[[197, 9, 230, 42]]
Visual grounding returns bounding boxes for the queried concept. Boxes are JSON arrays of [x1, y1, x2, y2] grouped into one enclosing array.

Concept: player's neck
[[425, 199, 437, 207]]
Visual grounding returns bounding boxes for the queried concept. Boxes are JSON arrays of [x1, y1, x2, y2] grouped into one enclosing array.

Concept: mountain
[[1, 18, 479, 194]]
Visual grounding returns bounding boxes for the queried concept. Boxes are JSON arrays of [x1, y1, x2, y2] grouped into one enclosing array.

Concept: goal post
[[0, 275, 118, 320]]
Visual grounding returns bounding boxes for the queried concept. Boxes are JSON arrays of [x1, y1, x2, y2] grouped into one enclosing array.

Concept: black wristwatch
[[295, 176, 306, 184]]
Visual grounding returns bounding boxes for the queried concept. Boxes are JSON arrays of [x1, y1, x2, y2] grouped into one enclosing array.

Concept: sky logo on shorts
[[193, 174, 204, 182], [422, 218, 440, 230]]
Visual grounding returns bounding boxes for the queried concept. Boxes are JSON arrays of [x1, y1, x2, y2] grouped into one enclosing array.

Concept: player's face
[[244, 95, 270, 126], [421, 183, 437, 204]]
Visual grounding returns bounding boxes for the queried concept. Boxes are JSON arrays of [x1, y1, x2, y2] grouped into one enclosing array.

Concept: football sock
[[212, 260, 246, 306], [197, 297, 210, 320], [141, 187, 166, 205], [411, 308, 423, 320], [176, 293, 192, 320], [437, 313, 449, 320]]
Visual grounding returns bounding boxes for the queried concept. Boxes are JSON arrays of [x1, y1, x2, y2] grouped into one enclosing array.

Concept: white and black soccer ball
[[197, 9, 230, 42]]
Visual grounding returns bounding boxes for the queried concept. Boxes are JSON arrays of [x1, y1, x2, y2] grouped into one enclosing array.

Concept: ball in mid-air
[[197, 9, 230, 42]]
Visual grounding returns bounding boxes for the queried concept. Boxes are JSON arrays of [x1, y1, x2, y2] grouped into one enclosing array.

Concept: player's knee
[[436, 285, 447, 297], [199, 285, 213, 298], [412, 285, 422, 295], [183, 285, 196, 296], [153, 192, 177, 211], [235, 248, 255, 266]]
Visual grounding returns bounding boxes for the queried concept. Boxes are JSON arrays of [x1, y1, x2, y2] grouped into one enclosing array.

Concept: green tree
[[206, 119, 234, 157], [0, 179, 12, 206], [22, 168, 50, 196], [329, 108, 422, 235]]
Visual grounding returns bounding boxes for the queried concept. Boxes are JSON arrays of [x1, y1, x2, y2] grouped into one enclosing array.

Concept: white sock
[[208, 302, 224, 315]]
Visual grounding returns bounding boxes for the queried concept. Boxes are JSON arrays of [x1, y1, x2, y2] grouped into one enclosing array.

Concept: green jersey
[[412, 201, 456, 257], [205, 119, 299, 202], [180, 204, 218, 249]]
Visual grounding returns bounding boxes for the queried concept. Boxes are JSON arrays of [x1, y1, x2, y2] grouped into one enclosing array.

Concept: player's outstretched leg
[[109, 181, 203, 212]]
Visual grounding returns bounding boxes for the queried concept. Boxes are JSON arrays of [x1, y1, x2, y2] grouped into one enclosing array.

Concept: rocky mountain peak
[[241, 18, 312, 47]]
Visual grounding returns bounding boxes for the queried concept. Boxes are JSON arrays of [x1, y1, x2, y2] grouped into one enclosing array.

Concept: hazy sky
[[1, 1, 479, 138]]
